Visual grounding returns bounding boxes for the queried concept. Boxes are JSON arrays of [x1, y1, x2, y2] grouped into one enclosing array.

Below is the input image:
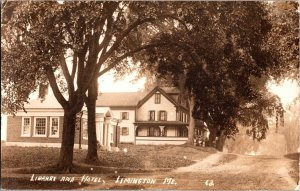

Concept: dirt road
[[87, 152, 298, 190], [170, 152, 298, 190]]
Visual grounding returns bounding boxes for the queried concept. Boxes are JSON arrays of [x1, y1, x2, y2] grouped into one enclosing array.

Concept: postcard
[[1, 0, 299, 190]]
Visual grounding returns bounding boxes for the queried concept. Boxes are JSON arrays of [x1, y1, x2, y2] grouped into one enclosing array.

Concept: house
[[5, 86, 198, 148], [97, 86, 190, 145]]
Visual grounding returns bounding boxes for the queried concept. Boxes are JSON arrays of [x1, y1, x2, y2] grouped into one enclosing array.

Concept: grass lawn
[[1, 144, 215, 173]]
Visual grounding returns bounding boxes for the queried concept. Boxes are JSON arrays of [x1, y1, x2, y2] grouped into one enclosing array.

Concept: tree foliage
[[137, 1, 296, 148], [1, 1, 173, 170], [264, 1, 299, 79], [1, 1, 298, 161]]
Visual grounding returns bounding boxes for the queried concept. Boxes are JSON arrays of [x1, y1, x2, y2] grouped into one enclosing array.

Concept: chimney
[[156, 77, 162, 87], [38, 83, 49, 100]]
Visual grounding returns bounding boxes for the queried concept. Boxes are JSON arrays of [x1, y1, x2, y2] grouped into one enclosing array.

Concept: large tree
[[137, 1, 297, 150], [1, 1, 168, 171], [265, 1, 299, 79], [82, 2, 175, 163]]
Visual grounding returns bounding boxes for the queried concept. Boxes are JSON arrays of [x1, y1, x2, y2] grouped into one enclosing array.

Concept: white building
[[6, 86, 194, 148]]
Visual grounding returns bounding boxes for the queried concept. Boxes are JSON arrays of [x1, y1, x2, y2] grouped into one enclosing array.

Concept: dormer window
[[155, 93, 161, 104]]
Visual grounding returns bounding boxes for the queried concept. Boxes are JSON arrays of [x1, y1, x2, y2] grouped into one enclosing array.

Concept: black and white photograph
[[1, 0, 299, 190]]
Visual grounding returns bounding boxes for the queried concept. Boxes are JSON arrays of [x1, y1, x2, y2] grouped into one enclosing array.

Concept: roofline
[[18, 108, 63, 111], [177, 105, 189, 113], [134, 121, 189, 125], [137, 86, 179, 108], [109, 106, 136, 110]]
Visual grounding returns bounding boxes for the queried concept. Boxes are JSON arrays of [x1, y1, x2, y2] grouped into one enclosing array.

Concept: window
[[148, 126, 160, 136], [180, 111, 183, 122], [121, 127, 129, 136], [154, 93, 161, 104], [82, 120, 88, 139], [159, 111, 167, 121], [176, 111, 180, 121], [176, 127, 188, 137], [21, 117, 31, 137], [149, 110, 155, 121], [121, 112, 129, 120], [34, 117, 47, 137], [50, 117, 59, 137]]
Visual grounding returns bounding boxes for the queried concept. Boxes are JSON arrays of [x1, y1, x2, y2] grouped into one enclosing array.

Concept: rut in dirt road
[[174, 152, 223, 173], [173, 152, 298, 189]]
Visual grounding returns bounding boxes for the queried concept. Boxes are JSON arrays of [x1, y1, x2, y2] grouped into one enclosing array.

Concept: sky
[[98, 71, 146, 92], [267, 79, 299, 108]]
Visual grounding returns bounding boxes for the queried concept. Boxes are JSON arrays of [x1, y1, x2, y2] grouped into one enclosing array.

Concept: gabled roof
[[96, 86, 188, 112], [136, 86, 179, 108], [161, 87, 180, 94], [96, 92, 146, 107], [24, 96, 62, 109]]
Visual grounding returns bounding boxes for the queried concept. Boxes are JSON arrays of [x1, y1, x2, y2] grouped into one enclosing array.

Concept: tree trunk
[[57, 111, 76, 173], [187, 95, 195, 145], [208, 127, 217, 147], [85, 79, 99, 163], [216, 131, 226, 152]]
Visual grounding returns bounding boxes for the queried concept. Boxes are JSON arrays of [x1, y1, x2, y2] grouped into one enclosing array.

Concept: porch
[[136, 136, 188, 145], [134, 121, 188, 145]]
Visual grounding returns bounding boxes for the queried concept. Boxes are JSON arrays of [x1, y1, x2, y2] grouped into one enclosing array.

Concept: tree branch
[[45, 66, 68, 109], [71, 52, 77, 80], [98, 42, 166, 77], [96, 7, 115, 58], [59, 53, 74, 95], [96, 17, 157, 68], [76, 43, 88, 89]]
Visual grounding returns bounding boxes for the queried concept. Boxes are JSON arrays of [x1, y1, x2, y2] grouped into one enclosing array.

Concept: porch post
[[134, 125, 138, 145], [134, 125, 138, 135], [104, 116, 111, 151], [159, 126, 165, 136]]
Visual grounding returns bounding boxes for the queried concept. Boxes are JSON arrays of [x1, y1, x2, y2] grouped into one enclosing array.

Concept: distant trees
[[283, 99, 299, 153]]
